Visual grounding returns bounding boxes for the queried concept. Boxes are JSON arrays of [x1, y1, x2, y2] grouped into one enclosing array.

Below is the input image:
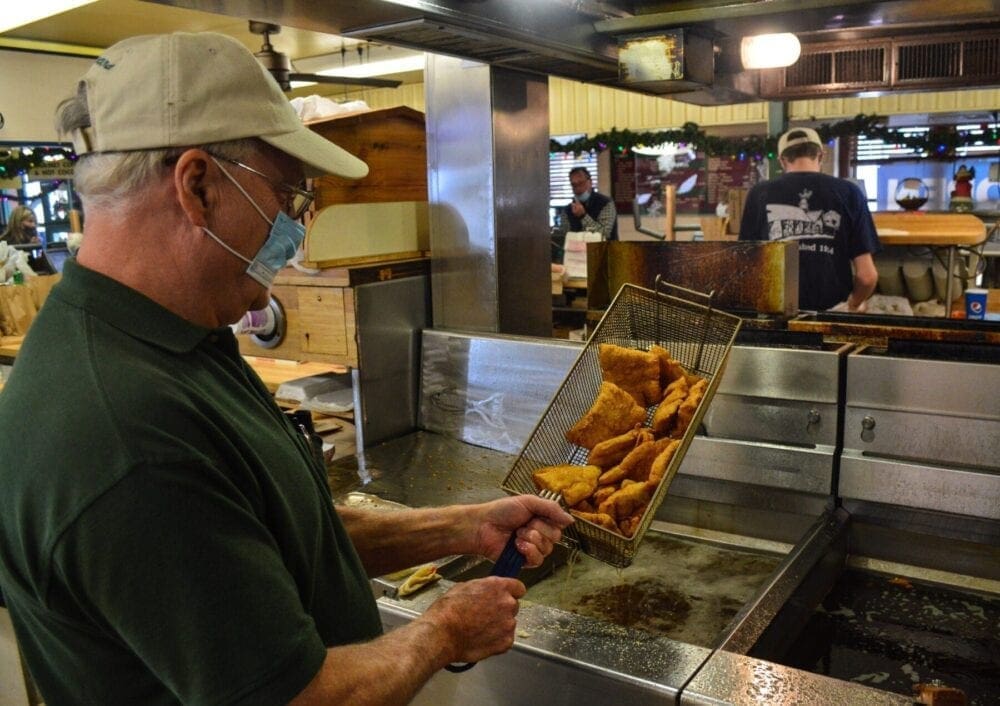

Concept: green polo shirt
[[0, 260, 381, 705]]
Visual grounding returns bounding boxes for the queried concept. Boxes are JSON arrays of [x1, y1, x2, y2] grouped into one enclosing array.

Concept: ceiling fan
[[249, 21, 402, 91]]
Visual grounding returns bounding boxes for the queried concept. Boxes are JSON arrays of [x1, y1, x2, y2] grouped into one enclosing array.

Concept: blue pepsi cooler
[[965, 288, 987, 320]]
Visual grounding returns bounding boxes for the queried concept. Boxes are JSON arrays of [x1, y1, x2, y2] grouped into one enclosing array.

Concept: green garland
[[550, 113, 1000, 160], [0, 146, 76, 179]]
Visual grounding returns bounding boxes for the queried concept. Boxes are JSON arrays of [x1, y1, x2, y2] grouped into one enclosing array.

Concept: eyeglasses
[[211, 155, 315, 220]]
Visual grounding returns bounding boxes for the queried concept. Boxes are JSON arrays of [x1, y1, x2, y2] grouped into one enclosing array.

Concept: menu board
[[615, 150, 758, 214], [612, 154, 636, 214], [706, 156, 756, 209]]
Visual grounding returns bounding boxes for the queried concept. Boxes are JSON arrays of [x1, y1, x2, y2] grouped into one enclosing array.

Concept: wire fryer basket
[[501, 279, 743, 567]]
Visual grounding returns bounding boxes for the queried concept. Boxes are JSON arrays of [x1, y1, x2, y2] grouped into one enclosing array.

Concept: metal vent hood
[[151, 0, 1000, 103]]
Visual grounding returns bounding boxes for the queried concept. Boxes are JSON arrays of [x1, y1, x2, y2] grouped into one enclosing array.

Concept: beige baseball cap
[[777, 127, 823, 158], [68, 32, 368, 179]]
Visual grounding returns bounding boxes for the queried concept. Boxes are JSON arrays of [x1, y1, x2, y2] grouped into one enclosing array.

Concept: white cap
[[68, 32, 368, 179], [777, 127, 823, 158]]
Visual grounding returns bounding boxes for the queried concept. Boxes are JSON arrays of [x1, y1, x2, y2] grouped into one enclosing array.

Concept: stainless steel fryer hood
[[148, 0, 1000, 103]]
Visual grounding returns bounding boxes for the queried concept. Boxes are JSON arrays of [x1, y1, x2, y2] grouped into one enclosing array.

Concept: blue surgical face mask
[[202, 157, 306, 288], [576, 189, 592, 203]]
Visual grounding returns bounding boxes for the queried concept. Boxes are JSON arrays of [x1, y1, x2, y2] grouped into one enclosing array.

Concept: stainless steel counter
[[324, 330, 997, 704], [329, 432, 715, 703], [328, 432, 911, 705]]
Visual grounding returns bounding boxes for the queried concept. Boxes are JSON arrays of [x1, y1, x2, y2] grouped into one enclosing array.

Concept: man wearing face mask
[[0, 33, 571, 706], [556, 166, 618, 241]]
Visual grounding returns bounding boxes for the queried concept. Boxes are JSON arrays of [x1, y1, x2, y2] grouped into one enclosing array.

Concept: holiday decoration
[[0, 147, 77, 180], [550, 114, 1000, 161], [949, 164, 975, 212]]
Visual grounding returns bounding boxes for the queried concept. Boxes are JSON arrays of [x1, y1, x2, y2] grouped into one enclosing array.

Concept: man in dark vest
[[557, 166, 619, 240]]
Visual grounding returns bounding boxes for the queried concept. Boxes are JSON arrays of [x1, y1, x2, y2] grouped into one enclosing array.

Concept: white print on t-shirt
[[765, 189, 839, 242], [798, 243, 836, 255]]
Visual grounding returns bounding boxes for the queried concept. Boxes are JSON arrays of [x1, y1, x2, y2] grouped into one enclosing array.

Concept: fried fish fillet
[[598, 343, 661, 406], [598, 437, 676, 486], [592, 485, 616, 506], [531, 464, 601, 506], [648, 439, 682, 484], [650, 344, 687, 388], [651, 377, 688, 435], [598, 479, 656, 520], [587, 426, 653, 468], [570, 510, 619, 533], [619, 512, 647, 538], [671, 379, 707, 438], [565, 381, 646, 449]]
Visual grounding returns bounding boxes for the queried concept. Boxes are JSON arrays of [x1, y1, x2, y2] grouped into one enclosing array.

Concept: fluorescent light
[[0, 0, 99, 33], [740, 33, 801, 70], [316, 54, 425, 79]]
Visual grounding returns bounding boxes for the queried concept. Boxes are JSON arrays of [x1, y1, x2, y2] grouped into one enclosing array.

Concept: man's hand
[[847, 297, 868, 313], [569, 201, 586, 218], [473, 495, 573, 569], [419, 577, 526, 665]]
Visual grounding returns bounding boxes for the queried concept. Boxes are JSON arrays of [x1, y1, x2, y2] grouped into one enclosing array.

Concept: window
[[549, 135, 598, 227]]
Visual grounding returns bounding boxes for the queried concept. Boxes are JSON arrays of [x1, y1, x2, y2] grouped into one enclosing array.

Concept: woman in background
[[1, 205, 41, 245]]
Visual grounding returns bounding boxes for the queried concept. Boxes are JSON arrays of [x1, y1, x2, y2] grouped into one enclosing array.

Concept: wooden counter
[[873, 212, 988, 311], [242, 355, 347, 395], [873, 212, 986, 246], [0, 335, 23, 359]]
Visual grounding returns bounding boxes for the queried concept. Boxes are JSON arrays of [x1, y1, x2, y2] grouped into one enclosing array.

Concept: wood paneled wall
[[340, 78, 1000, 136]]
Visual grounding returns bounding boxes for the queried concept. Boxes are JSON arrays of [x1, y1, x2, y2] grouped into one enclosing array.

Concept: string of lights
[[0, 146, 77, 180]]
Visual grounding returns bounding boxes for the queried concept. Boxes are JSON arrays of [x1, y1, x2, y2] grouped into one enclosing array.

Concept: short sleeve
[[738, 185, 764, 241], [50, 461, 328, 706], [846, 184, 881, 258]]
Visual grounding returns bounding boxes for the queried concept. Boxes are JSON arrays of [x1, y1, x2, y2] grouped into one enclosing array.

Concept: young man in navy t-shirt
[[739, 127, 880, 312]]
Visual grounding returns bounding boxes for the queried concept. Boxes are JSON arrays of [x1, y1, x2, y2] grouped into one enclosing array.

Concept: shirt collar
[[52, 258, 225, 354]]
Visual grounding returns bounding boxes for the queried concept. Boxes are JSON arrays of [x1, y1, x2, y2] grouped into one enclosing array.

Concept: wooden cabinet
[[307, 106, 427, 206]]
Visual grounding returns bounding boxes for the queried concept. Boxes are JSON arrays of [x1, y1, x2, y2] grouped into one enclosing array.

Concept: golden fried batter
[[588, 426, 653, 468], [618, 513, 645, 538], [572, 498, 596, 514], [650, 377, 686, 436], [685, 372, 706, 387], [532, 464, 602, 506], [648, 439, 681, 484], [597, 437, 673, 486], [570, 510, 619, 533], [598, 479, 656, 520], [671, 380, 706, 438], [592, 485, 616, 506], [650, 344, 687, 388], [651, 400, 680, 437], [661, 376, 689, 403], [565, 381, 646, 450], [598, 343, 661, 406]]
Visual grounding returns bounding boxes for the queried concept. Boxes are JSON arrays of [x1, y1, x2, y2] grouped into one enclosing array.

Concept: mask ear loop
[[210, 156, 274, 227]]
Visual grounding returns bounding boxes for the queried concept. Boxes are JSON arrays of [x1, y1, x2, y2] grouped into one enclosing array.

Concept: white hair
[[55, 86, 259, 214]]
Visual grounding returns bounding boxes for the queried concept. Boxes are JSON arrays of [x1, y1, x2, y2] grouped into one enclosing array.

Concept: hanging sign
[[26, 162, 75, 181]]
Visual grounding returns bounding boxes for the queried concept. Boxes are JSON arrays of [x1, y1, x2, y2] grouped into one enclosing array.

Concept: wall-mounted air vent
[[784, 45, 887, 88], [344, 18, 618, 84], [762, 29, 1000, 99]]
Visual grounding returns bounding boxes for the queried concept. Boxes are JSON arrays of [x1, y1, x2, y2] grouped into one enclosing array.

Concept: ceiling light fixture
[[316, 54, 425, 80], [740, 32, 801, 70], [0, 0, 99, 34]]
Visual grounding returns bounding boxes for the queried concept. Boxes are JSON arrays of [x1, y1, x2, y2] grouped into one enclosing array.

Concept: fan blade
[[288, 73, 401, 89]]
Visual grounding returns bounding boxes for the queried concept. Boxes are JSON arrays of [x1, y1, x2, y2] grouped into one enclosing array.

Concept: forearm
[[847, 280, 875, 309], [339, 505, 480, 576], [848, 252, 878, 310], [583, 203, 616, 239], [291, 619, 452, 706]]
